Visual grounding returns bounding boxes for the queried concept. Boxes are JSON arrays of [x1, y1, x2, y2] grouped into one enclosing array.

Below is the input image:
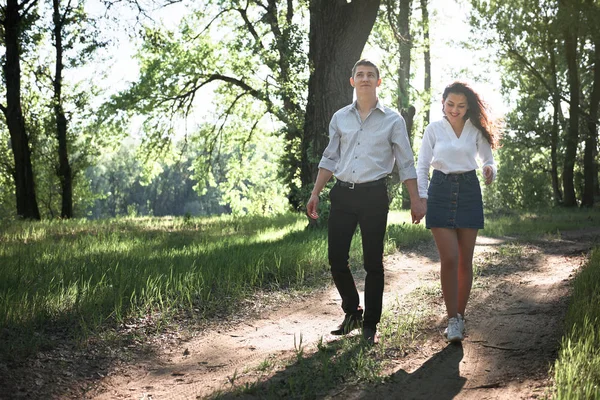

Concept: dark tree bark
[[1, 0, 41, 220], [396, 0, 412, 120], [300, 0, 381, 192], [52, 0, 73, 218], [546, 22, 563, 205], [421, 0, 431, 128], [561, 1, 580, 207], [386, 0, 413, 209], [582, 15, 600, 207]]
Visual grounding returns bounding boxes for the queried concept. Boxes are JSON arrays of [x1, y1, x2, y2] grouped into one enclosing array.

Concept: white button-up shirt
[[318, 100, 417, 184], [417, 118, 497, 198]]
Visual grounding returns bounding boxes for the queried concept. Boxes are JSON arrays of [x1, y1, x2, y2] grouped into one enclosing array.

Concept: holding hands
[[411, 198, 427, 224]]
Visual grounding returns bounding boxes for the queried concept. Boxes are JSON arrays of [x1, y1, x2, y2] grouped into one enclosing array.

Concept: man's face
[[350, 66, 381, 95]]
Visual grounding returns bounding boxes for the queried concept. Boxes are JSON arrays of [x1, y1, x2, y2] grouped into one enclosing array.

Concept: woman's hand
[[483, 166, 494, 185], [410, 198, 427, 224]]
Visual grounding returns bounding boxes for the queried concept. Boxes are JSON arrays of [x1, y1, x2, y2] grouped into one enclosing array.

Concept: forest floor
[[3, 227, 600, 400]]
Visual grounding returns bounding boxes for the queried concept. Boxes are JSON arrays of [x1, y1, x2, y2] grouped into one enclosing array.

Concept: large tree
[[369, 0, 419, 209], [471, 0, 599, 207], [581, 0, 600, 207], [299, 0, 381, 198], [559, 0, 581, 207], [111, 0, 381, 211], [47, 0, 105, 218], [51, 0, 73, 218], [1, 0, 41, 219]]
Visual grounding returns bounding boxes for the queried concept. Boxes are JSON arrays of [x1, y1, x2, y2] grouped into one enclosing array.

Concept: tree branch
[[60, 0, 75, 26], [207, 91, 249, 165], [236, 6, 264, 50], [506, 45, 592, 120], [20, 0, 39, 16], [194, 8, 233, 39], [240, 113, 263, 160], [286, 0, 293, 24]]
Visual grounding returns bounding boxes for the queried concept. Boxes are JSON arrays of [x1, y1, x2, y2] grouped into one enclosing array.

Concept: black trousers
[[328, 183, 389, 330]]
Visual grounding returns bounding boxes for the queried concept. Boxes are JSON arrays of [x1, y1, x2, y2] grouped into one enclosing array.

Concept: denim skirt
[[426, 169, 484, 229]]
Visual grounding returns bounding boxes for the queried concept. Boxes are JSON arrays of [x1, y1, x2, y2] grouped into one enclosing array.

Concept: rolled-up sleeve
[[476, 132, 497, 180], [317, 114, 340, 173], [391, 117, 417, 182]]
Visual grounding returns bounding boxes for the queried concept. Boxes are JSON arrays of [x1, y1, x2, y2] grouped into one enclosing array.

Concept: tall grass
[[551, 248, 600, 399], [482, 208, 600, 238], [0, 211, 428, 360]]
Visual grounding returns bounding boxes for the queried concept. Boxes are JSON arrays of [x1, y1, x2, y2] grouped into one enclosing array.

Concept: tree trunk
[[421, 0, 431, 128], [582, 26, 600, 207], [301, 0, 381, 189], [53, 0, 73, 218], [2, 0, 41, 220], [560, 1, 580, 207], [548, 41, 563, 205], [397, 0, 412, 116], [393, 0, 413, 209]]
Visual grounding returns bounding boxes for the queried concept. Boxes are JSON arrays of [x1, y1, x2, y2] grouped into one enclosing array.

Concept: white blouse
[[417, 118, 496, 199]]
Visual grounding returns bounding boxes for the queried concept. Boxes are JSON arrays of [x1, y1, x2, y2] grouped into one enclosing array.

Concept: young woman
[[417, 81, 501, 342]]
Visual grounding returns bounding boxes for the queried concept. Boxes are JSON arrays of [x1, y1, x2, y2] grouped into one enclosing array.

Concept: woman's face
[[442, 92, 468, 122]]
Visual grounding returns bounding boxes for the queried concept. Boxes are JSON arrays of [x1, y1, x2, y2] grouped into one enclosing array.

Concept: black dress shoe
[[330, 310, 363, 335], [362, 326, 376, 346]]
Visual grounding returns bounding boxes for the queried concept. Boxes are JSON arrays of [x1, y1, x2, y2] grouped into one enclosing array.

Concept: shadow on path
[[357, 344, 466, 400], [212, 341, 465, 400]]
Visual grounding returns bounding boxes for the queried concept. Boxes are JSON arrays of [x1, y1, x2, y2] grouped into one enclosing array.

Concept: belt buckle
[[349, 182, 355, 189]]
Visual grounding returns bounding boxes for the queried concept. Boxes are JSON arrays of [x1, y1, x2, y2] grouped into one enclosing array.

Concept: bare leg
[[431, 228, 459, 318], [457, 228, 478, 316]]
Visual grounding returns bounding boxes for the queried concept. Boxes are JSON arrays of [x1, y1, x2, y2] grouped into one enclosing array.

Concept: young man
[[306, 59, 425, 345]]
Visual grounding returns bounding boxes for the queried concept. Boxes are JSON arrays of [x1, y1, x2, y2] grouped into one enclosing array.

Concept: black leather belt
[[335, 177, 387, 189]]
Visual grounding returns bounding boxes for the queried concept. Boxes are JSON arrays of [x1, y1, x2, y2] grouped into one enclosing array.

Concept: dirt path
[[87, 229, 597, 400], [3, 229, 599, 400]]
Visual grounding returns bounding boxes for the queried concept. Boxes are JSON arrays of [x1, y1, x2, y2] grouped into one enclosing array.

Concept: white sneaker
[[444, 314, 465, 337], [446, 316, 464, 342]]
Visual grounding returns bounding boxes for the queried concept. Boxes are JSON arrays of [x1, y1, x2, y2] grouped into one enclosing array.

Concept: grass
[[1, 206, 599, 398], [482, 208, 600, 239], [0, 210, 428, 361], [551, 248, 600, 400]]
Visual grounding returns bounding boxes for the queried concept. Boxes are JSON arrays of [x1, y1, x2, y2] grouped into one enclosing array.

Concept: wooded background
[[1, 0, 598, 220]]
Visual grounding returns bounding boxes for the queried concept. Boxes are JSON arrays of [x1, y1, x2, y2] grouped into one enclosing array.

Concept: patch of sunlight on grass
[[254, 221, 306, 244], [387, 210, 414, 225]]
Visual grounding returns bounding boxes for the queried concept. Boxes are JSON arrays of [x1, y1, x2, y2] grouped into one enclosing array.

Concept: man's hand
[[483, 165, 494, 185], [306, 194, 320, 219], [410, 197, 427, 224]]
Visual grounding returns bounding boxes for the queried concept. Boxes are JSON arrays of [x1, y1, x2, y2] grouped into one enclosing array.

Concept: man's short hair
[[352, 59, 380, 79]]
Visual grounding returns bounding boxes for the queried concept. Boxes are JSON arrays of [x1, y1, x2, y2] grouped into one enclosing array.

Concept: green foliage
[[0, 0, 115, 219], [469, 0, 600, 207], [86, 141, 224, 218], [483, 134, 554, 210], [105, 1, 309, 213]]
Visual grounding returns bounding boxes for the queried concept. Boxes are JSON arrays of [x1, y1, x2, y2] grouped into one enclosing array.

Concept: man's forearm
[[403, 178, 421, 201], [311, 168, 334, 196]]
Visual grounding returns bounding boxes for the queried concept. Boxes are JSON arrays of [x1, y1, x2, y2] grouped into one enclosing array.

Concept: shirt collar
[[351, 98, 386, 113]]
